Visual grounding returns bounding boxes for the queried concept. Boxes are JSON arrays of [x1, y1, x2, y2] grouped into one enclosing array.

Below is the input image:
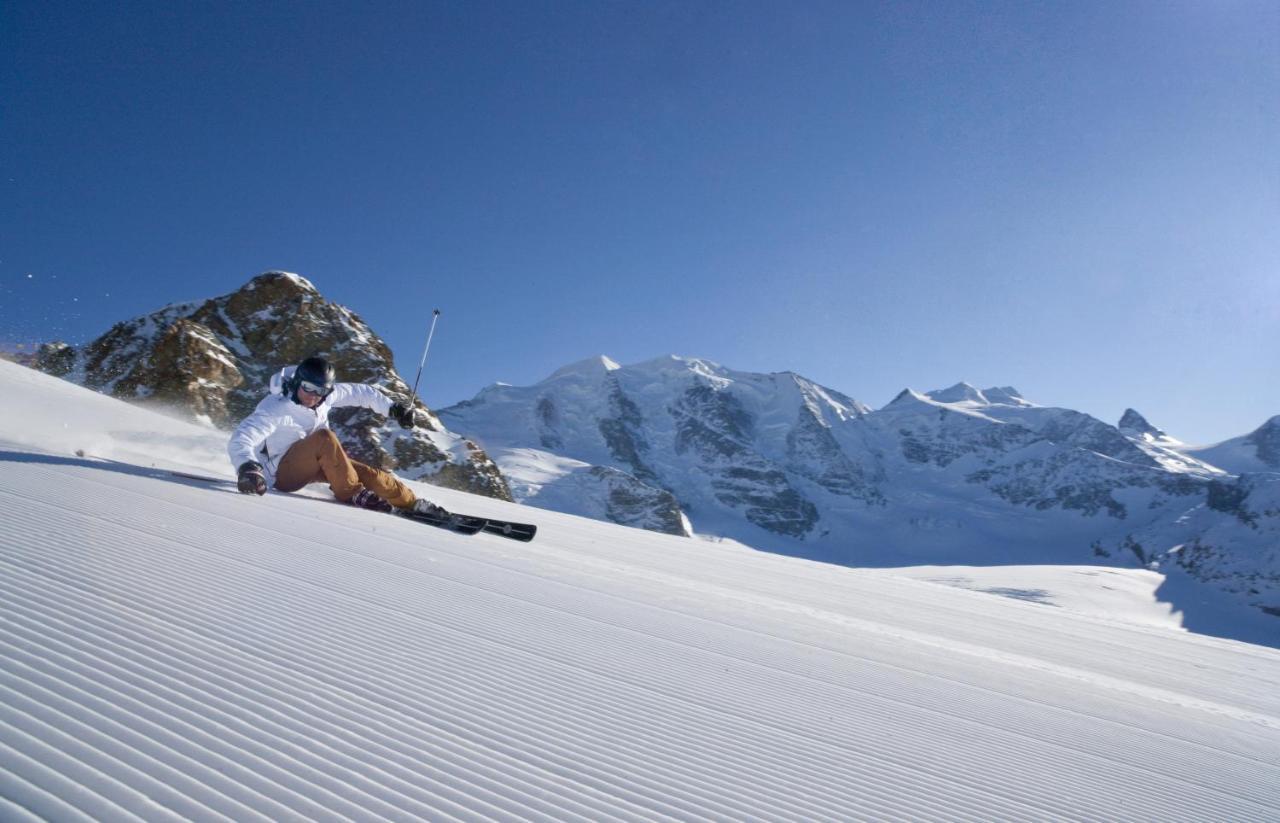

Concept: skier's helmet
[[287, 355, 336, 402]]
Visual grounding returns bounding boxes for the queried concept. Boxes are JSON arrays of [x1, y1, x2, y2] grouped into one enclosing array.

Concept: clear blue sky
[[2, 1, 1276, 444]]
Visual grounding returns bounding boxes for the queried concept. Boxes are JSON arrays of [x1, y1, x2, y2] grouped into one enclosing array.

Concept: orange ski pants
[[273, 429, 417, 509]]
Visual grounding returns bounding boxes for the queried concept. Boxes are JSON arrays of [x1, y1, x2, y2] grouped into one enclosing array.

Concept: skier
[[228, 355, 447, 517]]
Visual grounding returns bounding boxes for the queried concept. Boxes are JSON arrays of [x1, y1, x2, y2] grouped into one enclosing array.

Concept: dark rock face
[[1206, 477, 1259, 526], [672, 384, 755, 459], [598, 376, 658, 484], [786, 405, 883, 504], [588, 465, 687, 535], [896, 406, 1039, 468], [34, 342, 75, 375], [35, 272, 511, 500], [84, 316, 244, 423], [671, 384, 819, 537], [1246, 417, 1280, 468], [1118, 408, 1165, 438], [1038, 411, 1156, 467], [968, 454, 1132, 519], [712, 466, 819, 537], [536, 397, 565, 450]]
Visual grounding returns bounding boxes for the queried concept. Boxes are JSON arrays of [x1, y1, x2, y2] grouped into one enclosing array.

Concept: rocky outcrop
[[1245, 418, 1280, 469], [1119, 408, 1165, 439], [589, 465, 689, 535], [598, 374, 658, 483], [786, 400, 883, 504], [1097, 472, 1280, 615], [35, 272, 511, 500], [83, 316, 243, 423], [669, 384, 819, 537], [33, 342, 74, 375]]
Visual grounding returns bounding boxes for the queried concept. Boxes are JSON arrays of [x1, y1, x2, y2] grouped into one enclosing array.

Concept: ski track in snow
[[2, 357, 1280, 821], [1, 458, 1278, 821]]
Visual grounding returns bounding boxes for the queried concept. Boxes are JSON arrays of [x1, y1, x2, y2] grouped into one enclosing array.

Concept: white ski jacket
[[227, 366, 394, 485]]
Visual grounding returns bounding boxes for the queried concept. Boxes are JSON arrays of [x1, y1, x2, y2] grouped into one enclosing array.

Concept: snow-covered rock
[[442, 355, 877, 539], [1115, 408, 1227, 476], [32, 272, 509, 499], [1119, 408, 1168, 440]]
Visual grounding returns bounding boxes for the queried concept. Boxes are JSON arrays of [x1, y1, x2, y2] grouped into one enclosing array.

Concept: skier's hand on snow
[[236, 461, 267, 495], [389, 401, 419, 430]]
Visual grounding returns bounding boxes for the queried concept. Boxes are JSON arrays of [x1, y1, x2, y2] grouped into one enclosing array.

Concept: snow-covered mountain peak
[[927, 381, 989, 405], [545, 355, 622, 382], [1245, 415, 1280, 466], [1119, 408, 1170, 440], [982, 386, 1034, 407], [243, 269, 318, 294], [924, 382, 1034, 409], [1184, 415, 1280, 475], [680, 355, 730, 381], [1251, 415, 1280, 439], [789, 373, 871, 418], [624, 354, 734, 385], [883, 387, 1000, 423], [886, 387, 933, 408]]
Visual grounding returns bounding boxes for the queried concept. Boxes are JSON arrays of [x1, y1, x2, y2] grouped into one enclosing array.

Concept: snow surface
[[1186, 434, 1280, 476], [2, 359, 1280, 820]]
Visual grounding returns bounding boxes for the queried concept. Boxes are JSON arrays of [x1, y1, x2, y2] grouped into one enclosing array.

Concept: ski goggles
[[298, 379, 333, 398]]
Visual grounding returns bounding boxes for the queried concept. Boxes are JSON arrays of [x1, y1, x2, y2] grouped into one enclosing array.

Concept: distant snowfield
[[2, 359, 1279, 820], [891, 564, 1175, 624]]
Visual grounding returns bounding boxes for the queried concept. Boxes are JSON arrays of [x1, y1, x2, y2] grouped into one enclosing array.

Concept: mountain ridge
[[441, 353, 1280, 619]]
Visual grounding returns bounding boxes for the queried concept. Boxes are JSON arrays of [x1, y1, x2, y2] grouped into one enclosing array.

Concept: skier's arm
[[227, 408, 279, 472], [328, 383, 394, 415]]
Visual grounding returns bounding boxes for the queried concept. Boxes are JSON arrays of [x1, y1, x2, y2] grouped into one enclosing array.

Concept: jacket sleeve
[[228, 406, 280, 471], [328, 383, 394, 415]]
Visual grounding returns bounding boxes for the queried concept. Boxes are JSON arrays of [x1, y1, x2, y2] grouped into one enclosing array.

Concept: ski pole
[[408, 308, 441, 409]]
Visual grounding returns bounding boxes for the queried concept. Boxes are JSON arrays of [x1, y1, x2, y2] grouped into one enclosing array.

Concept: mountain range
[[440, 355, 1280, 620]]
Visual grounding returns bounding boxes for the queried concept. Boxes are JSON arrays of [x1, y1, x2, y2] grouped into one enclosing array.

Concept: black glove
[[236, 461, 267, 496], [389, 401, 418, 430]]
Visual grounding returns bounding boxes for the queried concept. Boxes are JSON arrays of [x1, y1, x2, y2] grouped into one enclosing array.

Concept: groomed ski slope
[[2, 360, 1279, 821]]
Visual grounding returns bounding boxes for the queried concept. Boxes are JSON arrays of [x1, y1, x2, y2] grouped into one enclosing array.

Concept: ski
[[398, 508, 487, 535], [399, 508, 537, 542], [73, 455, 539, 541], [161, 466, 537, 541], [479, 518, 538, 542]]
